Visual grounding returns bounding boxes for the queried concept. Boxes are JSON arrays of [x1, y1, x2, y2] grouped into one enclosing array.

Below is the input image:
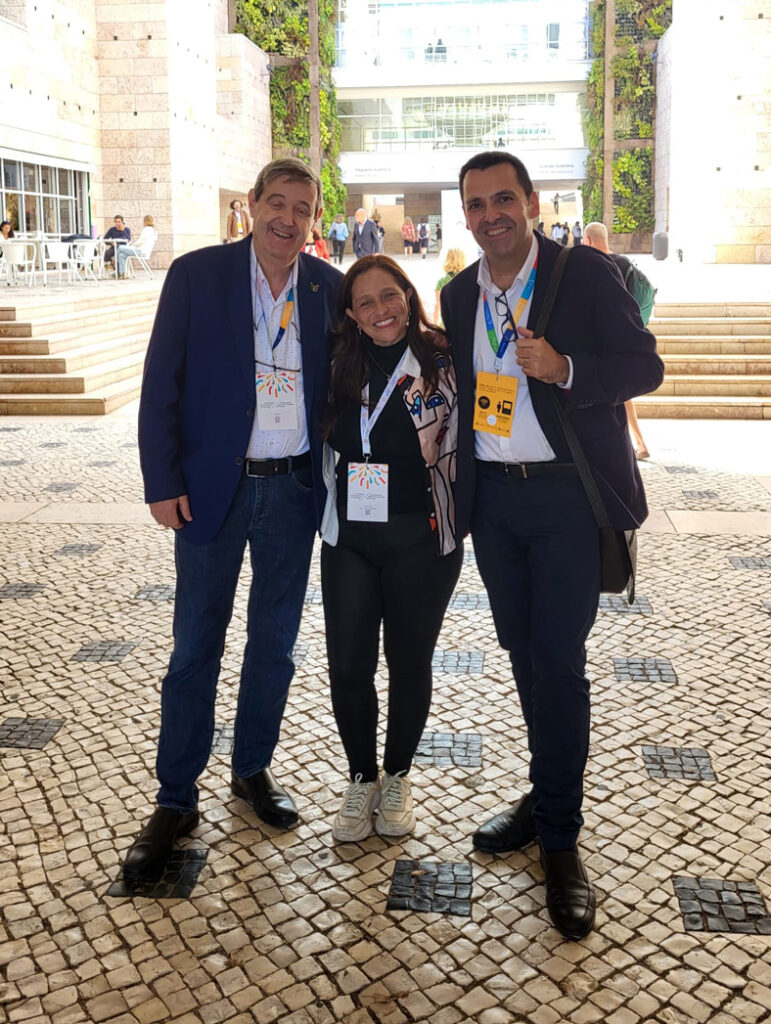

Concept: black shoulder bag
[[532, 246, 637, 604]]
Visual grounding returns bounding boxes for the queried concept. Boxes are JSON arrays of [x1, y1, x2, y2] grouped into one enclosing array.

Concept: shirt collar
[[476, 235, 538, 298], [250, 244, 298, 305]]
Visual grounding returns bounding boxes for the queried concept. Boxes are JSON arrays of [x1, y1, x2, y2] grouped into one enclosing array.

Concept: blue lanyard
[[482, 258, 538, 369]]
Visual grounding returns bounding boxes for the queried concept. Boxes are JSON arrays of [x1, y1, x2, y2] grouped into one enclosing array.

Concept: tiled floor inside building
[[1, 415, 770, 1024]]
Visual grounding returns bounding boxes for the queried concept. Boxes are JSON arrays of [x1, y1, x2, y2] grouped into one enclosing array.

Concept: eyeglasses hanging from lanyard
[[483, 256, 538, 374]]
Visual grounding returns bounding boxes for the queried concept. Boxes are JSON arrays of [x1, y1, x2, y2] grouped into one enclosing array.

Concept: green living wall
[[582, 0, 671, 232], [236, 0, 347, 230]]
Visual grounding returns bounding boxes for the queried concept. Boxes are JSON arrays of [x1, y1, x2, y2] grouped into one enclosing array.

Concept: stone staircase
[[0, 280, 162, 414], [638, 302, 771, 419]]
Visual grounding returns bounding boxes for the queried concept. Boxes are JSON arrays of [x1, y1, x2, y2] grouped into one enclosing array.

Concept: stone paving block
[[682, 490, 719, 500], [386, 861, 473, 916], [45, 483, 79, 493], [414, 731, 483, 768], [641, 744, 717, 781], [211, 723, 235, 756], [673, 876, 771, 934], [72, 641, 138, 663], [447, 592, 490, 611], [729, 556, 771, 570], [106, 850, 208, 900], [0, 459, 25, 466], [664, 464, 697, 475], [134, 585, 175, 601], [54, 543, 103, 556], [0, 582, 46, 599], [0, 717, 63, 749], [599, 594, 652, 614], [613, 656, 677, 683], [431, 650, 485, 674]]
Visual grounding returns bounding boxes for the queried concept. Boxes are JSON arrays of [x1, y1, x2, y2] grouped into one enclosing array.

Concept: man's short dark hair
[[114, 215, 124, 221], [253, 157, 323, 217], [458, 151, 534, 201]]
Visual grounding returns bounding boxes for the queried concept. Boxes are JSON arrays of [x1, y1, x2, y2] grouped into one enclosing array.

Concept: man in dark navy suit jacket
[[441, 151, 663, 940], [128, 158, 342, 874], [352, 208, 380, 259]]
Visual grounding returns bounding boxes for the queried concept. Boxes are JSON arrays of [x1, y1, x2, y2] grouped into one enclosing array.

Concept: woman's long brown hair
[[323, 255, 446, 439]]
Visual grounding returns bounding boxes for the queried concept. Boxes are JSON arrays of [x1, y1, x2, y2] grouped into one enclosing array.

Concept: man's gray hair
[[253, 157, 323, 216]]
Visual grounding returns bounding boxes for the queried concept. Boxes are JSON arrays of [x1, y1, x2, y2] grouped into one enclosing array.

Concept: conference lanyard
[[360, 349, 410, 458], [254, 284, 295, 355], [483, 256, 538, 373]]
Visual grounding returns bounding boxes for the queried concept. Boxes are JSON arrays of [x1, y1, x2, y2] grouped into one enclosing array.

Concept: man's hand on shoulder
[[515, 328, 570, 385], [149, 495, 192, 530]]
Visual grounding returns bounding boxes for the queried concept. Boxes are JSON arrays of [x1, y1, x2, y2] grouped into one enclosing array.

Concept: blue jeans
[[117, 245, 140, 275], [156, 471, 316, 811], [471, 468, 600, 851]]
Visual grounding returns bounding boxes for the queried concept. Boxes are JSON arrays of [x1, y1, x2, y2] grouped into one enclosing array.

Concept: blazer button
[[235, 457, 243, 466]]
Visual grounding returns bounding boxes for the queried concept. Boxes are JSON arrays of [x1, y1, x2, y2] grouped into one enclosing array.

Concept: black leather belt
[[244, 451, 311, 477], [478, 460, 577, 479]]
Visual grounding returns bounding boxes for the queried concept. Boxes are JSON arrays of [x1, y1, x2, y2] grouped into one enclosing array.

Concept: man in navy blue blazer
[[441, 151, 663, 940], [128, 157, 342, 874], [352, 208, 380, 259]]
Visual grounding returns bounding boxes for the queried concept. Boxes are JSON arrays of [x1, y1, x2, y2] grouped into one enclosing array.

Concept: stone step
[[661, 354, 771, 375], [657, 337, 771, 355], [650, 318, 770, 336], [0, 301, 158, 340], [653, 302, 771, 318], [0, 374, 142, 414], [0, 350, 146, 394], [653, 375, 771, 397], [0, 315, 155, 355], [635, 394, 771, 419], [0, 281, 162, 321], [0, 333, 149, 374]]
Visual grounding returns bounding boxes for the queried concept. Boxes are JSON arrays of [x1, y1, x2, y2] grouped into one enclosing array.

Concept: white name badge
[[347, 462, 389, 522], [256, 371, 299, 431]]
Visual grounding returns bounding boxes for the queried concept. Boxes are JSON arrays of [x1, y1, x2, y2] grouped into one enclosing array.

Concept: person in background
[[572, 221, 583, 246], [433, 248, 466, 324], [1, 221, 15, 240], [352, 208, 379, 259], [304, 227, 331, 262], [401, 217, 416, 258], [374, 218, 386, 253], [103, 214, 131, 267], [320, 255, 462, 842], [226, 199, 252, 244], [328, 214, 349, 265], [117, 215, 157, 278], [583, 221, 654, 459], [418, 216, 431, 258]]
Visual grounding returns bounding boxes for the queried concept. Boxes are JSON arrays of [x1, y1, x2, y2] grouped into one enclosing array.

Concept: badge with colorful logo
[[347, 461, 389, 522]]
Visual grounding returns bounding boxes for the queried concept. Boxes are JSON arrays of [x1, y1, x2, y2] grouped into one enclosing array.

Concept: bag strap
[[531, 244, 614, 531]]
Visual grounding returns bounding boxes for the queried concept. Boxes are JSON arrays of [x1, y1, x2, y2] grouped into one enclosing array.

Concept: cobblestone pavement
[[1, 413, 771, 1024]]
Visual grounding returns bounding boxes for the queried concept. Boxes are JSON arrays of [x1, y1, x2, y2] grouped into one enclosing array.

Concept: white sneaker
[[332, 774, 380, 842], [375, 771, 416, 837]]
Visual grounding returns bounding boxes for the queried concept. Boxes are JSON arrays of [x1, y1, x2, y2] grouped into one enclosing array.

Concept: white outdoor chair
[[0, 241, 37, 286], [41, 241, 77, 285], [123, 237, 157, 279], [71, 239, 102, 283]]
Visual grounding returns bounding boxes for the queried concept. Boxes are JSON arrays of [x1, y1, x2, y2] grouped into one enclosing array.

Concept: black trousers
[[331, 238, 346, 263], [471, 468, 600, 851], [321, 512, 463, 781]]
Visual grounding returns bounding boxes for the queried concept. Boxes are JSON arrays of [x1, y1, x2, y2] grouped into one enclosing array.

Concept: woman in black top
[[321, 255, 462, 842]]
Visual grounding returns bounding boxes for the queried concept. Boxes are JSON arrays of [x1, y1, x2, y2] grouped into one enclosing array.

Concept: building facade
[[655, 0, 770, 264], [334, 0, 591, 255], [1, 0, 271, 268]]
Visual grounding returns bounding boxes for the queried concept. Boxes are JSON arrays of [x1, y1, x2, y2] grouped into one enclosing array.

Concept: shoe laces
[[341, 774, 377, 816], [380, 771, 408, 811]]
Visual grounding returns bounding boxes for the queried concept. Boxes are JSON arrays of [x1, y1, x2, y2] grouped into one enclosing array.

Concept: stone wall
[[655, 2, 770, 264], [2, 0, 271, 267]]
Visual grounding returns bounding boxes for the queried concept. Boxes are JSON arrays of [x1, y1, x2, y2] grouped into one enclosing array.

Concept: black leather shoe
[[231, 768, 299, 829], [540, 845, 596, 940], [123, 807, 199, 877], [472, 792, 537, 853]]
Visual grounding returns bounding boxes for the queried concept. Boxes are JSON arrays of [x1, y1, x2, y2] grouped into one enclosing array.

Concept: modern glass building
[[334, 0, 591, 252]]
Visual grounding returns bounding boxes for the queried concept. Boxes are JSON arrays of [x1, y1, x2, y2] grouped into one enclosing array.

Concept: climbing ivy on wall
[[581, 0, 671, 231], [236, 0, 347, 230]]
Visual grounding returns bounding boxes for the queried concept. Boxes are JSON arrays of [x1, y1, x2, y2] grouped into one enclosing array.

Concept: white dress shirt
[[246, 247, 310, 459], [473, 237, 557, 463]]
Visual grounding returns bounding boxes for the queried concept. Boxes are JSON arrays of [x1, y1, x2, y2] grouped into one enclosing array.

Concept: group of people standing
[[133, 152, 662, 942]]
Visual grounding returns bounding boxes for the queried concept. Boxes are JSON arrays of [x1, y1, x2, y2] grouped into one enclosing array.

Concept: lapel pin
[[310, 282, 319, 292]]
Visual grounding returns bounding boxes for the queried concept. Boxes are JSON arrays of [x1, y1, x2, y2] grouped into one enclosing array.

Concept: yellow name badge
[[473, 372, 518, 437]]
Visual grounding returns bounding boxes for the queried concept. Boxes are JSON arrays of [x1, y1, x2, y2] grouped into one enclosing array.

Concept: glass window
[[58, 169, 73, 196], [5, 193, 20, 231], [3, 162, 20, 190], [60, 200, 75, 235], [24, 194, 40, 233], [43, 196, 58, 234], [23, 164, 38, 191], [41, 166, 58, 193]]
